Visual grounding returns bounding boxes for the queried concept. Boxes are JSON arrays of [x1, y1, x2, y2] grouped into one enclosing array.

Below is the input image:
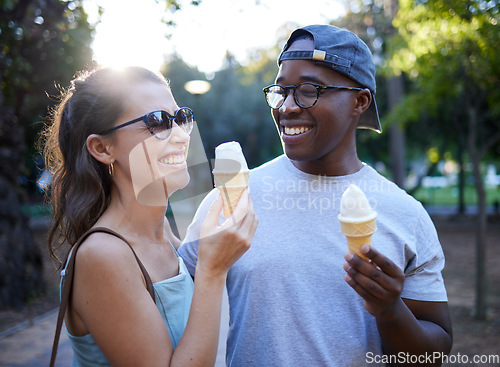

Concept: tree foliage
[[164, 48, 282, 169], [330, 1, 395, 170], [387, 0, 500, 320], [0, 0, 94, 309], [1, 0, 94, 186], [386, 0, 500, 182], [387, 0, 500, 129]]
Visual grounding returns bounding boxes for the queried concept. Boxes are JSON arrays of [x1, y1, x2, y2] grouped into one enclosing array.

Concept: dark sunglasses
[[102, 107, 194, 140]]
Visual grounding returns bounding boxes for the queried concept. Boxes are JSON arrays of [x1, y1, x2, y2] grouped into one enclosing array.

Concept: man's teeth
[[284, 126, 311, 135], [160, 154, 186, 165]]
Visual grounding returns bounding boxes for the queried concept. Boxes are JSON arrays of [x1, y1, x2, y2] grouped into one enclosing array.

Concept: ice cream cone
[[219, 185, 247, 217], [213, 171, 249, 217], [338, 184, 377, 261], [213, 171, 249, 187], [338, 217, 377, 261], [212, 141, 250, 218]]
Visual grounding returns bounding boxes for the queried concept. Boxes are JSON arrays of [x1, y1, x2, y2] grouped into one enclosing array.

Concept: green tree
[[0, 0, 93, 308], [387, 0, 500, 320]]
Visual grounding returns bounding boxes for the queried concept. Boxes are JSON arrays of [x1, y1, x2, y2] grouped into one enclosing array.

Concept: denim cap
[[279, 25, 382, 133]]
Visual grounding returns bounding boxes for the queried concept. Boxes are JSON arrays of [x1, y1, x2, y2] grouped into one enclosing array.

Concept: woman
[[42, 66, 258, 366]]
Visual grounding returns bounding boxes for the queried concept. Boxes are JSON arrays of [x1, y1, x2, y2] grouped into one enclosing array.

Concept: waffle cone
[[338, 217, 377, 261], [218, 185, 247, 217], [213, 171, 249, 217], [213, 171, 249, 187]]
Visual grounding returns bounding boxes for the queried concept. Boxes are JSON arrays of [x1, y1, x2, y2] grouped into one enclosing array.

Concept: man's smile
[[283, 126, 311, 136]]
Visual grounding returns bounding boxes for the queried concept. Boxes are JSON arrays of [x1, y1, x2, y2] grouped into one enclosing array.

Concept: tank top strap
[[89, 227, 155, 299], [167, 239, 179, 256], [51, 226, 154, 367]]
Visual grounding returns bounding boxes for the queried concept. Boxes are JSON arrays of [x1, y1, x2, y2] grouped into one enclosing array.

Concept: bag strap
[[49, 227, 155, 367]]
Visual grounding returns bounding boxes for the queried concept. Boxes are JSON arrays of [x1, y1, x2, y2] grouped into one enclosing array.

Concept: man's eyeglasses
[[263, 82, 364, 110], [102, 107, 194, 140]]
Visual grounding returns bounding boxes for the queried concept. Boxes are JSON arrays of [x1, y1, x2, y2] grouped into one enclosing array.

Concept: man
[[179, 25, 452, 366]]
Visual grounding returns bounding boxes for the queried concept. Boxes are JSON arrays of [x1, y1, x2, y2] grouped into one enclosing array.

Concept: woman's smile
[[158, 151, 188, 166]]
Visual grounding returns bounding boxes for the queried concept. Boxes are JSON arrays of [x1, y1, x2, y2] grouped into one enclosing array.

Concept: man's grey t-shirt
[[179, 155, 447, 366]]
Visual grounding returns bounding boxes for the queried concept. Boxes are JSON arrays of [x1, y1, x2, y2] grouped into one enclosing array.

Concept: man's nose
[[282, 88, 300, 111]]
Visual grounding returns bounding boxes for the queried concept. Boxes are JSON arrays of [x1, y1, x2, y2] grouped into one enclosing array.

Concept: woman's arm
[[70, 234, 174, 366], [69, 190, 257, 367], [172, 190, 258, 366]]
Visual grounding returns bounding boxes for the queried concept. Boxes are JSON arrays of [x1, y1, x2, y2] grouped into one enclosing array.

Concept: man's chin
[[283, 145, 309, 162]]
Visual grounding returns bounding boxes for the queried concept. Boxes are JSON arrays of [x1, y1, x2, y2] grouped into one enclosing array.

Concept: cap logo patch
[[312, 49, 326, 61]]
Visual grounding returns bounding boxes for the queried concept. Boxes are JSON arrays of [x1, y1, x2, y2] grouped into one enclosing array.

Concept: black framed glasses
[[102, 107, 194, 140], [263, 82, 364, 109]]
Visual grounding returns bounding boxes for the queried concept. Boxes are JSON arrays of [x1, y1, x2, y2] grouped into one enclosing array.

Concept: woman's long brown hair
[[40, 66, 169, 266]]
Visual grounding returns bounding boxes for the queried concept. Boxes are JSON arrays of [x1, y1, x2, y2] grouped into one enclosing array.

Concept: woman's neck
[[96, 186, 170, 243]]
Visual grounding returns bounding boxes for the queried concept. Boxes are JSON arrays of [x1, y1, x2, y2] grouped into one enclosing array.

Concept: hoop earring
[[108, 162, 114, 176]]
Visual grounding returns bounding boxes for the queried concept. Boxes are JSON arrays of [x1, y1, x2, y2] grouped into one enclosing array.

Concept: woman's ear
[[353, 89, 372, 116], [86, 134, 113, 164]]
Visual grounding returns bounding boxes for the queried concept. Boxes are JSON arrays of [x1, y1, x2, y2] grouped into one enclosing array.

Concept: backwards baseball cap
[[279, 25, 382, 133]]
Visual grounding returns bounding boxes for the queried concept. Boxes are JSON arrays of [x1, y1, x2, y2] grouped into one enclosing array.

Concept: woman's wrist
[[194, 262, 228, 284]]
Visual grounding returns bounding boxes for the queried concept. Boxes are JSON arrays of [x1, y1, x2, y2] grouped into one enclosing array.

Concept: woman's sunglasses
[[102, 107, 194, 140]]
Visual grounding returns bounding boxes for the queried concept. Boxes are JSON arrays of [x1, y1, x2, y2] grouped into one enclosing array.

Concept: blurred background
[[0, 0, 499, 364]]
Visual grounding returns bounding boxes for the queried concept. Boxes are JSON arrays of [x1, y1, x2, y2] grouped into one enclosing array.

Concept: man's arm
[[344, 244, 453, 366]]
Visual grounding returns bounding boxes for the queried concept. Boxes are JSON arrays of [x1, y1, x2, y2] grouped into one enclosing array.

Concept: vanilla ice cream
[[338, 184, 377, 222], [338, 184, 377, 260], [213, 141, 249, 173]]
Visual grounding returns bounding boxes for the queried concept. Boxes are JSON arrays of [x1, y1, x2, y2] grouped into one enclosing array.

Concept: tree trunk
[[384, 0, 406, 189], [471, 156, 488, 321], [0, 107, 45, 309], [0, 177, 45, 309], [457, 142, 466, 214], [467, 107, 488, 321], [388, 75, 406, 188]]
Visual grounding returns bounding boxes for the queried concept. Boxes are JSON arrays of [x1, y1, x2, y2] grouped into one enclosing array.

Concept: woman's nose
[[169, 122, 191, 144]]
